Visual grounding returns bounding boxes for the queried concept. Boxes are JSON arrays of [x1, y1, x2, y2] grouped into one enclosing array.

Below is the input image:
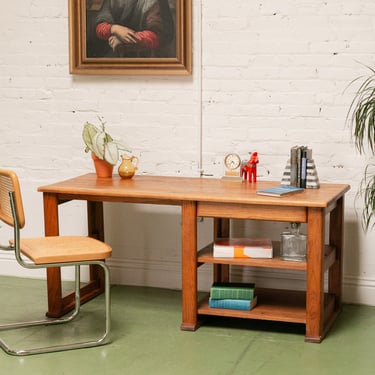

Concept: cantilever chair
[[0, 169, 112, 356]]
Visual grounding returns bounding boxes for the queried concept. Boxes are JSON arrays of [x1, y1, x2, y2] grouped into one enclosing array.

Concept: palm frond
[[347, 68, 375, 232], [347, 74, 375, 154], [359, 165, 375, 232]]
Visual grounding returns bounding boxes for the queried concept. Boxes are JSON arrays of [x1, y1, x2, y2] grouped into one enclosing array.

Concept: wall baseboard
[[107, 257, 375, 305], [2, 255, 375, 305]]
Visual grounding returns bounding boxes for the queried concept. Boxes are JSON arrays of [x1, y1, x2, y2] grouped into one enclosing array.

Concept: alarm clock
[[223, 153, 242, 180]]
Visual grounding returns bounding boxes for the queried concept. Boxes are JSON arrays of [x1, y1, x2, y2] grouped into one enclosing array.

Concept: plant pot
[[91, 152, 114, 178]]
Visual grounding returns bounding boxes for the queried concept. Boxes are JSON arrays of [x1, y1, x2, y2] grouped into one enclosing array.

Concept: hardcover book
[[256, 185, 304, 197], [290, 145, 299, 187], [210, 282, 255, 300], [289, 145, 313, 188], [213, 238, 273, 258], [208, 296, 258, 311]]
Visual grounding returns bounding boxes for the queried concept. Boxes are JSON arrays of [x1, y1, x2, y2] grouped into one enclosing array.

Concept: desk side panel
[[198, 202, 307, 222]]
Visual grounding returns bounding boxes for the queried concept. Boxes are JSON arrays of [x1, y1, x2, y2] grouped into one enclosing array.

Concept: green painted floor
[[1, 275, 375, 375]]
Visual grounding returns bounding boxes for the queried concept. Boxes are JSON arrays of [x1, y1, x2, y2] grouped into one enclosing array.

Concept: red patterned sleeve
[[96, 22, 112, 40], [135, 31, 160, 49]]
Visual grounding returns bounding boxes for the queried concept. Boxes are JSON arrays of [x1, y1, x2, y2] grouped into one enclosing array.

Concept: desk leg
[[45, 197, 105, 318], [327, 197, 344, 323], [180, 201, 198, 331], [43, 193, 63, 317], [213, 218, 230, 283], [56, 202, 105, 316], [305, 207, 325, 342], [87, 201, 106, 293]]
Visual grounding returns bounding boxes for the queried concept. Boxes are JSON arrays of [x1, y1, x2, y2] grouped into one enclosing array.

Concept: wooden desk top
[[38, 174, 350, 208]]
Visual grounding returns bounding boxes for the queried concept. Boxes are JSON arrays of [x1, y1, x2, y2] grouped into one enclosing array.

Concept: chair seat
[[19, 236, 112, 264]]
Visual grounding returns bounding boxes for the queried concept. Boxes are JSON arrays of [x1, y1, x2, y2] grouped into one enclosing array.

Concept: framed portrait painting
[[68, 0, 192, 75]]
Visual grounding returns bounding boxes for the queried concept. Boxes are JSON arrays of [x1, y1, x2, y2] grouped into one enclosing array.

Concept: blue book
[[208, 296, 257, 311], [256, 185, 304, 197]]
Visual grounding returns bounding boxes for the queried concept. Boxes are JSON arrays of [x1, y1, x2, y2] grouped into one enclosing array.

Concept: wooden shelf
[[197, 242, 336, 272], [198, 288, 337, 326], [198, 288, 306, 323]]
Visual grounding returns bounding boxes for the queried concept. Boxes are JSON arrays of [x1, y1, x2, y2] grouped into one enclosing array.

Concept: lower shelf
[[198, 288, 336, 325]]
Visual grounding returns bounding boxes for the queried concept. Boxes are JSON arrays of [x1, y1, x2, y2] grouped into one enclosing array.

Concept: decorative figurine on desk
[[241, 152, 259, 182], [223, 153, 242, 180]]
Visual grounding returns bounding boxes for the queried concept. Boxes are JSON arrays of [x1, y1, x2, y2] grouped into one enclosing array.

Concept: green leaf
[[113, 140, 131, 152], [346, 68, 375, 231], [82, 122, 100, 153], [92, 131, 106, 159], [104, 142, 118, 165]]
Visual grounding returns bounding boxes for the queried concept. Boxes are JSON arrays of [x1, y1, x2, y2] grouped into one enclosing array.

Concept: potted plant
[[347, 67, 375, 231], [82, 117, 131, 177]]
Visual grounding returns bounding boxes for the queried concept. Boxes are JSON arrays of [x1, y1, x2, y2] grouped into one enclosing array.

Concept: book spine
[[300, 147, 307, 188], [290, 146, 298, 187], [297, 146, 302, 187], [208, 297, 257, 311], [210, 287, 255, 300]]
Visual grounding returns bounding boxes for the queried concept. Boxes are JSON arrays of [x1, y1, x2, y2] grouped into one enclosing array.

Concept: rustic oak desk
[[38, 174, 349, 342]]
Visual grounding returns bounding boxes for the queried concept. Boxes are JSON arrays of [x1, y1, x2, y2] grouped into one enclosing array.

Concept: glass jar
[[280, 222, 307, 261]]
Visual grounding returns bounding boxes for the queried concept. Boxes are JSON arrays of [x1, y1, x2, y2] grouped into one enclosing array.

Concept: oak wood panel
[[43, 193, 63, 317], [198, 290, 337, 332], [87, 201, 106, 294], [38, 174, 350, 341], [306, 207, 325, 340], [198, 202, 307, 222], [180, 201, 199, 331], [328, 197, 344, 310], [198, 288, 307, 323], [198, 243, 336, 272], [213, 218, 230, 283], [39, 174, 349, 208], [198, 242, 307, 271]]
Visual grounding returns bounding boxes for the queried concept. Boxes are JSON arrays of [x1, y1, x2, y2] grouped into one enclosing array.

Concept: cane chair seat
[[19, 236, 112, 264]]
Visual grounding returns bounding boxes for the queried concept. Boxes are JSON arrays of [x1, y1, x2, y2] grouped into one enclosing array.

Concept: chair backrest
[[0, 169, 25, 229]]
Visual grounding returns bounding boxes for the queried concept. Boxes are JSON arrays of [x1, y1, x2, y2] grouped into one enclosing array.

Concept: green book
[[210, 282, 255, 300], [209, 296, 257, 311]]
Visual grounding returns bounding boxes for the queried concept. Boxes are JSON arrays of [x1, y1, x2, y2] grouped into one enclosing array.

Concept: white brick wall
[[1, 0, 375, 304]]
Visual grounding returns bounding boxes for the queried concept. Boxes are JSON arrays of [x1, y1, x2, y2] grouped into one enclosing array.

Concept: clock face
[[224, 153, 241, 170]]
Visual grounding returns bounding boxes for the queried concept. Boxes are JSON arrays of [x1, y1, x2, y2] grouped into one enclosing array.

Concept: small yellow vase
[[118, 155, 139, 179]]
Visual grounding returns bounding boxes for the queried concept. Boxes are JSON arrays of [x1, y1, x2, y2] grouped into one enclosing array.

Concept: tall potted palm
[[347, 68, 375, 231]]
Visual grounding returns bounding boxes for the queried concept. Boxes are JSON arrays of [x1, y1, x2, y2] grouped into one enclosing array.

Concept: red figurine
[[243, 152, 259, 183]]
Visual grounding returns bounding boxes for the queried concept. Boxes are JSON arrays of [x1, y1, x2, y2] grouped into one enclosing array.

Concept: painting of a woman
[[86, 0, 175, 58]]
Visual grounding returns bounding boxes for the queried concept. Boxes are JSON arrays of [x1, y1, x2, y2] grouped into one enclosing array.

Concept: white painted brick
[[1, 0, 375, 301]]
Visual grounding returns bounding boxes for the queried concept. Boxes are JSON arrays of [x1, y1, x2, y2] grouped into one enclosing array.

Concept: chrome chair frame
[[0, 171, 111, 356]]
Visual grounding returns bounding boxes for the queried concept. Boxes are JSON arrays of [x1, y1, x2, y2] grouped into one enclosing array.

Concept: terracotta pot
[[91, 152, 114, 178]]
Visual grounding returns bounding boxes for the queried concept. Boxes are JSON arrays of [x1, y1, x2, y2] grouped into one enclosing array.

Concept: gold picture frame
[[69, 0, 192, 75]]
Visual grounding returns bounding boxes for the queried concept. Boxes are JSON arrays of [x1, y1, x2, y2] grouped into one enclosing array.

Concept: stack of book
[[208, 282, 257, 311], [280, 146, 320, 189], [289, 145, 311, 188]]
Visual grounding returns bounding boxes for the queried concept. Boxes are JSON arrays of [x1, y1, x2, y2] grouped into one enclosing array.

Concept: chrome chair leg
[[0, 262, 111, 356]]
